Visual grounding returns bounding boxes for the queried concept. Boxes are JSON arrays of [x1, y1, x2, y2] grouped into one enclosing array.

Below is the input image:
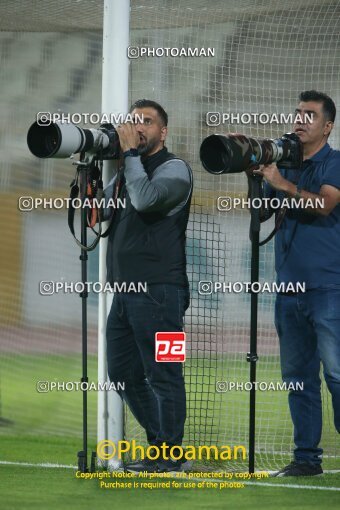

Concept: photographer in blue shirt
[[253, 91, 340, 477]]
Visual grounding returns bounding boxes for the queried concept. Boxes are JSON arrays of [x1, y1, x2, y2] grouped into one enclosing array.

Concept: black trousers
[[106, 283, 190, 448]]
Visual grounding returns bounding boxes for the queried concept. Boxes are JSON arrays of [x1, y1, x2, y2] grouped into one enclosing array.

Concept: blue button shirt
[[266, 143, 340, 289]]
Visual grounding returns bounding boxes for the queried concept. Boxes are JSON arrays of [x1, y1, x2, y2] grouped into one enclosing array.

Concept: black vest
[[106, 147, 192, 287]]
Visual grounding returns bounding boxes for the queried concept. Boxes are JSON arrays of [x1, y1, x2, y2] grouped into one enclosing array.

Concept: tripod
[[69, 157, 100, 473], [247, 174, 263, 474], [68, 152, 122, 472]]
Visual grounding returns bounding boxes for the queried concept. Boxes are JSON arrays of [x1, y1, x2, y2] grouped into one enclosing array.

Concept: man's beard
[[137, 137, 159, 156]]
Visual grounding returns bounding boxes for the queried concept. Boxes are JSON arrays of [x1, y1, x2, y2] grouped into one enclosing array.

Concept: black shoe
[[125, 458, 158, 473], [125, 457, 188, 473], [156, 458, 184, 473], [273, 461, 323, 477], [157, 448, 192, 472]]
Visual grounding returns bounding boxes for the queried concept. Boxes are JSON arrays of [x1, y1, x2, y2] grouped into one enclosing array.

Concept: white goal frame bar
[[97, 0, 130, 470]]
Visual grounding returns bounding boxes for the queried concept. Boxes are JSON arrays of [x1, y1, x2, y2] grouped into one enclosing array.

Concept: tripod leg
[[90, 451, 97, 472], [77, 450, 87, 472]]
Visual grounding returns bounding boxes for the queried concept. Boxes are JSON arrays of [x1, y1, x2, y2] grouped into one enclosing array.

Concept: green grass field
[[0, 354, 339, 509], [1, 450, 339, 510]]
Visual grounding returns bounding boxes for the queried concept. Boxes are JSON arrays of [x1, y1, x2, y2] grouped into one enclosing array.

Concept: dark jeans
[[106, 283, 190, 448], [275, 288, 340, 465]]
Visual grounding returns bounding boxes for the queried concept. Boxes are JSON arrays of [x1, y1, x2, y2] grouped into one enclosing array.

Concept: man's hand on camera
[[116, 122, 140, 152], [245, 165, 259, 178], [252, 163, 289, 192]]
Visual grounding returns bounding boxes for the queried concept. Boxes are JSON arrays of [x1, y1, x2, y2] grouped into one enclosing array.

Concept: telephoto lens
[[27, 120, 120, 160], [199, 132, 302, 174]]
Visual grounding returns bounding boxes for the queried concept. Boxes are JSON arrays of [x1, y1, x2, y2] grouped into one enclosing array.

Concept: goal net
[[0, 0, 339, 472]]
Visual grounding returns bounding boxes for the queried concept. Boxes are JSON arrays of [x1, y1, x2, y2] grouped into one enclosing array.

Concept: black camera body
[[200, 132, 303, 174]]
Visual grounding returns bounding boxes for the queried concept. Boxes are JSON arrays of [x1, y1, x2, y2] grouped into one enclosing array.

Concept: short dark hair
[[299, 90, 336, 122], [129, 99, 168, 126]]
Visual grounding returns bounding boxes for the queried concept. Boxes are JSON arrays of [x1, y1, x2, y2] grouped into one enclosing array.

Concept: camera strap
[[259, 206, 287, 246], [98, 168, 125, 239], [68, 156, 124, 250], [68, 171, 81, 241], [258, 149, 331, 246], [68, 161, 102, 251]]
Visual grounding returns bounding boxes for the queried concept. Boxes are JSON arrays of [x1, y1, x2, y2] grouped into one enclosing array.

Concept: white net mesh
[[0, 0, 339, 471]]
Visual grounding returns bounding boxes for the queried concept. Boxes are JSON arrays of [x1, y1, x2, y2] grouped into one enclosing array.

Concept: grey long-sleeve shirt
[[104, 154, 193, 218]]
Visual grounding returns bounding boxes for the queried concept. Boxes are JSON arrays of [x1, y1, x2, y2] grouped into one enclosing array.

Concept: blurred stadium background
[[0, 0, 339, 471]]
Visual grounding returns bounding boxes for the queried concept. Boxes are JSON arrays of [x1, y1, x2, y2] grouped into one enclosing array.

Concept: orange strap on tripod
[[86, 181, 98, 228]]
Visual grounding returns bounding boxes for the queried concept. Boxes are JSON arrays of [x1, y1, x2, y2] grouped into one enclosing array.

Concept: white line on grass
[[181, 476, 340, 492], [257, 451, 339, 459], [244, 481, 340, 491], [1, 461, 339, 492], [0, 460, 77, 469]]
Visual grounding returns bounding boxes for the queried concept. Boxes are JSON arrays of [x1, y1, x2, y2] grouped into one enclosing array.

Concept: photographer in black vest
[[105, 99, 193, 473]]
